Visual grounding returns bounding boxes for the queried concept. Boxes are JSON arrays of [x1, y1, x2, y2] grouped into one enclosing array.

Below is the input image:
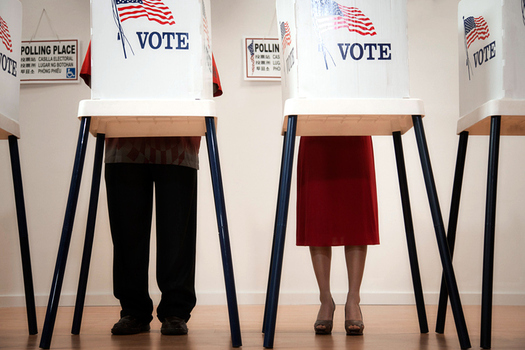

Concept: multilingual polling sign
[[20, 39, 79, 84], [244, 37, 281, 81]]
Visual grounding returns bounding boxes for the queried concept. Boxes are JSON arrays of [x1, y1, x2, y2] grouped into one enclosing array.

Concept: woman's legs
[[310, 245, 368, 334], [310, 246, 335, 321], [344, 245, 367, 327]]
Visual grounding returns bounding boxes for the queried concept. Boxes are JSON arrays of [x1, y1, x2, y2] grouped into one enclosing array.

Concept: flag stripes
[[280, 21, 292, 50], [464, 16, 490, 48], [0, 15, 12, 52], [314, 1, 377, 36], [116, 0, 175, 25]]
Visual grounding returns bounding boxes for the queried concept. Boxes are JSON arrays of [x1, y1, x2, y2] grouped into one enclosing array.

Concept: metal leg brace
[[8, 135, 38, 335], [392, 131, 429, 334], [481, 116, 501, 349], [72, 133, 106, 335], [263, 131, 288, 334], [40, 117, 91, 349], [412, 115, 471, 349], [205, 117, 242, 347], [263, 116, 297, 349], [436, 131, 469, 334]]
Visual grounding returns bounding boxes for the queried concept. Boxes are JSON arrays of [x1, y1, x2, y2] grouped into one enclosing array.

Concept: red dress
[[296, 136, 379, 246]]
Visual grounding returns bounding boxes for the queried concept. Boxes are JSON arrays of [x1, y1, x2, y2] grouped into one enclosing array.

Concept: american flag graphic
[[280, 21, 292, 51], [202, 2, 210, 48], [464, 16, 490, 48], [312, 0, 376, 36], [0, 15, 12, 52], [248, 40, 255, 74], [115, 0, 175, 25]]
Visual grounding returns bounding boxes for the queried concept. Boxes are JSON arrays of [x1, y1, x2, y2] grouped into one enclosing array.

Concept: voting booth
[[274, 0, 421, 136], [40, 0, 241, 348], [278, 0, 409, 100], [81, 0, 215, 137], [434, 1, 525, 349], [263, 1, 471, 349], [91, 0, 213, 101], [457, 0, 525, 135], [0, 0, 22, 139], [0, 0, 37, 336]]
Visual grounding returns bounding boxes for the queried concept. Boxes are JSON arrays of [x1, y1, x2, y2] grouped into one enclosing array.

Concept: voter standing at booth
[[80, 45, 223, 336], [297, 136, 379, 336], [275, 0, 388, 336]]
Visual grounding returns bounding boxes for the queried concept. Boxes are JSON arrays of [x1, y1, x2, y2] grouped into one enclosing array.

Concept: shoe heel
[[345, 304, 364, 336], [314, 299, 335, 335]]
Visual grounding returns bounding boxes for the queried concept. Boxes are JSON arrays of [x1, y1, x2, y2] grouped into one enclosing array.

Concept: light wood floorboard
[[1, 305, 524, 349]]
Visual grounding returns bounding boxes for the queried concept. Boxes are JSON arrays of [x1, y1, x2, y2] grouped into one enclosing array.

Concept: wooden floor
[[1, 304, 524, 349]]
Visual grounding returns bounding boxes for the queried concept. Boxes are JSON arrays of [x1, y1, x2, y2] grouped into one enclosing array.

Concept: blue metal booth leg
[[480, 116, 501, 349], [204, 117, 242, 348], [263, 115, 297, 349], [72, 133, 106, 335], [262, 130, 288, 334], [8, 135, 38, 335], [40, 117, 91, 349], [391, 131, 429, 334], [412, 115, 471, 349], [436, 131, 469, 334]]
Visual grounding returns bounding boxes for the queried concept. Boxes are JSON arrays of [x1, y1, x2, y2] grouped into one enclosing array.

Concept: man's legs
[[106, 163, 154, 325], [153, 165, 198, 323]]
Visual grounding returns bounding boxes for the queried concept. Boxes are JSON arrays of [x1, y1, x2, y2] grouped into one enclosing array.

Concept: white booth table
[[263, 1, 471, 349], [0, 0, 38, 336], [39, 1, 241, 348], [434, 1, 525, 349]]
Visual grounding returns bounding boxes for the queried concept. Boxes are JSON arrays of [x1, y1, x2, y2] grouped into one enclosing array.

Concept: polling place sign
[[244, 37, 281, 81], [20, 39, 79, 83]]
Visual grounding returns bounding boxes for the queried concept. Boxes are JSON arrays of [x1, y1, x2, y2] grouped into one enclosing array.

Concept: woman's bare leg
[[310, 246, 335, 322], [344, 245, 367, 327]]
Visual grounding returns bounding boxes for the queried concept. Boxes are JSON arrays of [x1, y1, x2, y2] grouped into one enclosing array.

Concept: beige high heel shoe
[[314, 299, 335, 335], [345, 305, 364, 336]]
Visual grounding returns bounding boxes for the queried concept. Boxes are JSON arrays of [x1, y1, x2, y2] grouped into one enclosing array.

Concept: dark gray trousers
[[105, 163, 197, 323]]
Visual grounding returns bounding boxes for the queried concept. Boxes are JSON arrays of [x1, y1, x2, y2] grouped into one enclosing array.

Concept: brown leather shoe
[[161, 316, 188, 335]]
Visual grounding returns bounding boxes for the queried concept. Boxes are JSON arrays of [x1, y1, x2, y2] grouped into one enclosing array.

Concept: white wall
[[1, 0, 524, 309]]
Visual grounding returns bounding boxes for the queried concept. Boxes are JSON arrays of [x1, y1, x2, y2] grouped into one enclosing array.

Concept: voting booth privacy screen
[[458, 0, 525, 117], [0, 0, 22, 138], [276, 0, 409, 101], [91, 0, 213, 101]]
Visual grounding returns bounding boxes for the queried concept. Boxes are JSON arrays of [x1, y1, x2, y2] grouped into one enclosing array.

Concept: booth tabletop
[[0, 115, 20, 140], [78, 99, 217, 138], [457, 99, 525, 135], [281, 98, 424, 136]]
